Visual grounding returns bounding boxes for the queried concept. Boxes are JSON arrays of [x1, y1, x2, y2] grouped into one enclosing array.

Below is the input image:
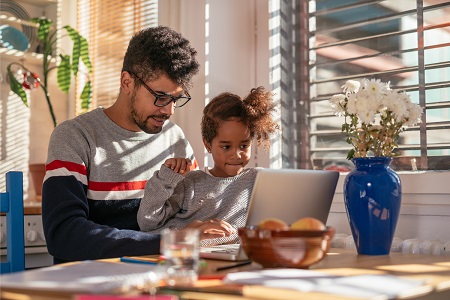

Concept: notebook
[[199, 168, 339, 261], [0, 260, 159, 294]]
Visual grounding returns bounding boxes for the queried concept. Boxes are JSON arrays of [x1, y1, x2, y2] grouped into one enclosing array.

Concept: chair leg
[[5, 171, 25, 273]]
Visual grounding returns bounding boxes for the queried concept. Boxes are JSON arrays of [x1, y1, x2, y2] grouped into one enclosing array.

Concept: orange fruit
[[290, 217, 326, 230], [258, 218, 289, 230]]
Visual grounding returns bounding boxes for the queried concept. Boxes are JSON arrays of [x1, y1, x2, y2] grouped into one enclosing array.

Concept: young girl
[[137, 86, 279, 245]]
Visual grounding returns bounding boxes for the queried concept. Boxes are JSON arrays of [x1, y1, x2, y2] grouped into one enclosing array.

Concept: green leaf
[[80, 81, 92, 111], [57, 55, 72, 93], [63, 26, 81, 76], [347, 149, 355, 160], [31, 18, 53, 42], [63, 26, 93, 74], [79, 36, 92, 73], [7, 70, 28, 106]]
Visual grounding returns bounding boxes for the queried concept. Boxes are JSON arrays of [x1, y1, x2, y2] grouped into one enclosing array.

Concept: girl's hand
[[163, 158, 192, 176], [184, 219, 237, 240]]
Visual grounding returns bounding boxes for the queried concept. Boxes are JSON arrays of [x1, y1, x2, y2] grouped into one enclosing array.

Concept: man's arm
[[42, 119, 162, 263], [42, 173, 161, 263]]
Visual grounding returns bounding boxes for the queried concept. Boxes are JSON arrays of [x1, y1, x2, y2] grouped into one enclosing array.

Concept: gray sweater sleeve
[[138, 168, 260, 247], [137, 165, 186, 231]]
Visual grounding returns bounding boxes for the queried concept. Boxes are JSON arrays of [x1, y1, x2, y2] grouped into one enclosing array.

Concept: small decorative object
[[0, 24, 30, 51], [22, 71, 40, 90], [330, 78, 423, 255], [0, 0, 36, 48]]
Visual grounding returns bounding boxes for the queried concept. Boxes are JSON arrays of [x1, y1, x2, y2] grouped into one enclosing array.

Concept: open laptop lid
[[200, 168, 339, 261], [245, 168, 339, 226]]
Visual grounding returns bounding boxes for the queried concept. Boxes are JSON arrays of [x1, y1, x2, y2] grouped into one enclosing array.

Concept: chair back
[[0, 171, 25, 274]]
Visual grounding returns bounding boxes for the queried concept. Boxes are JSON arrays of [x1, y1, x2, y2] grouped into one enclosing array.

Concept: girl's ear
[[203, 139, 211, 153]]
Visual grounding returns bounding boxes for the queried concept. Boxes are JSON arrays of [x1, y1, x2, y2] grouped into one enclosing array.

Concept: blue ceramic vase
[[344, 157, 401, 255]]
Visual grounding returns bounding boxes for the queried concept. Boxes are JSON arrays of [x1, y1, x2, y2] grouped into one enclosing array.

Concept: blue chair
[[0, 171, 25, 274]]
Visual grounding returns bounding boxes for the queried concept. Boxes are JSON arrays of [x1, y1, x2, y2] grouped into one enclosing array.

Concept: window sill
[[332, 170, 450, 216]]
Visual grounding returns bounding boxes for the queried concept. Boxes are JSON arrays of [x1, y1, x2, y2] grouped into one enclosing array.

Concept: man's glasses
[[127, 71, 191, 108]]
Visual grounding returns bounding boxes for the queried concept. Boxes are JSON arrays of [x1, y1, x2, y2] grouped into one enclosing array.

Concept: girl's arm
[[137, 164, 186, 231]]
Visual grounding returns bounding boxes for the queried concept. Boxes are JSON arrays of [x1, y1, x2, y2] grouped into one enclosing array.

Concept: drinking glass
[[161, 228, 200, 286]]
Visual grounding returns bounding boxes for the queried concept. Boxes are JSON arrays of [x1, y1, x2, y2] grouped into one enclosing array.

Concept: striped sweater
[[42, 108, 196, 263], [138, 166, 260, 246]]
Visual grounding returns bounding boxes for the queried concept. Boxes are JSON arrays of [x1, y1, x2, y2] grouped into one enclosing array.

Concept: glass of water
[[161, 228, 200, 286]]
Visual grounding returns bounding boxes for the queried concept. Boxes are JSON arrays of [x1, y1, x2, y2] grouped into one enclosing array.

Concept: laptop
[[199, 168, 339, 261]]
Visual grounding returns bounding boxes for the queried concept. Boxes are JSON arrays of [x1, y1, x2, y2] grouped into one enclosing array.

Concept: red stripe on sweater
[[46, 158, 196, 192], [46, 160, 87, 175], [88, 181, 147, 191]]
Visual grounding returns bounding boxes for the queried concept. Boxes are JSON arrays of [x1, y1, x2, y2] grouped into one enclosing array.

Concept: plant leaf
[[57, 55, 72, 93], [31, 18, 53, 42], [63, 26, 81, 76], [80, 81, 92, 112], [7, 71, 28, 106], [79, 36, 92, 73], [63, 25, 93, 74], [347, 149, 355, 160]]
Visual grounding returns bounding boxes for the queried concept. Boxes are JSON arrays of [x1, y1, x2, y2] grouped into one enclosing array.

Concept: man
[[42, 26, 234, 264]]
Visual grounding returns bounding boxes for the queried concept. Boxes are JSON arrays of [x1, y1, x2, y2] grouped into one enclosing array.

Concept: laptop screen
[[245, 168, 339, 226]]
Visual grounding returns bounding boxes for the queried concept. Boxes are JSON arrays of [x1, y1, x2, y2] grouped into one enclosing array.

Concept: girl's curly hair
[[201, 86, 280, 149], [122, 26, 199, 89]]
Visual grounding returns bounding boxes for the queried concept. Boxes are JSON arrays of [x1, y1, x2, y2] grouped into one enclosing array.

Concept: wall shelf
[[0, 14, 39, 27], [0, 47, 56, 67]]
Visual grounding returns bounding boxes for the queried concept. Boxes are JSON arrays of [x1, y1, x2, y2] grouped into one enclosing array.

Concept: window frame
[[273, 0, 450, 172]]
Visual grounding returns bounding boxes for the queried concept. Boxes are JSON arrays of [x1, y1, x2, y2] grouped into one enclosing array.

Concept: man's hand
[[163, 158, 192, 176], [184, 219, 237, 240]]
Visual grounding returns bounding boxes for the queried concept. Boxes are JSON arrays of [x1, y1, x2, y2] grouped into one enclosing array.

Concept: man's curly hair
[[122, 26, 199, 89]]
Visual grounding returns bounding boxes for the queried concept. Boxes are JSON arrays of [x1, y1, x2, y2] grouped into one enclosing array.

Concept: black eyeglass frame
[[127, 71, 191, 108]]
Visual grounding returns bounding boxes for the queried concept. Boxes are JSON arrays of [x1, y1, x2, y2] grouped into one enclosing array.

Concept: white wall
[[158, 0, 207, 170], [160, 0, 271, 169]]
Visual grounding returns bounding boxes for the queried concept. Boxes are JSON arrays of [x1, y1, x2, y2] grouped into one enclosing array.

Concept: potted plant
[[7, 17, 92, 127], [6, 17, 92, 196]]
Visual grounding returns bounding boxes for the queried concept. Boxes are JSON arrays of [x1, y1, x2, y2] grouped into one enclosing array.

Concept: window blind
[[277, 0, 450, 171], [76, 0, 158, 113]]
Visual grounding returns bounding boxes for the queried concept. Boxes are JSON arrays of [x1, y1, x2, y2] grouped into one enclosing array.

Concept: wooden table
[[1, 249, 450, 300]]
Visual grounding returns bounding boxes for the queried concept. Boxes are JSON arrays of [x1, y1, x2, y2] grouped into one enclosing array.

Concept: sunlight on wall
[[0, 89, 30, 196], [268, 0, 282, 169]]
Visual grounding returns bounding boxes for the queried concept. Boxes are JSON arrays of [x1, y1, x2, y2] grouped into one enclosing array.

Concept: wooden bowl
[[238, 226, 335, 268]]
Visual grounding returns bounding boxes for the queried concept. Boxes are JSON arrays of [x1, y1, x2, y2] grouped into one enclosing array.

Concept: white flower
[[330, 94, 346, 114], [362, 78, 388, 96], [329, 78, 423, 158], [342, 80, 360, 94], [405, 102, 423, 126], [385, 91, 409, 123], [346, 93, 358, 115]]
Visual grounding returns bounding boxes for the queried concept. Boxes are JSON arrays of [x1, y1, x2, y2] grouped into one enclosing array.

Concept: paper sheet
[[0, 260, 159, 294], [224, 269, 430, 299]]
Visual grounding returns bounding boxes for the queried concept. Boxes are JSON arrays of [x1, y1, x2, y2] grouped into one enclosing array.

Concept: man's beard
[[129, 94, 167, 134]]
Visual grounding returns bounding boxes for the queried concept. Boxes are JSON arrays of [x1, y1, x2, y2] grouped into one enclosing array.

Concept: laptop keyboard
[[202, 244, 240, 253]]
